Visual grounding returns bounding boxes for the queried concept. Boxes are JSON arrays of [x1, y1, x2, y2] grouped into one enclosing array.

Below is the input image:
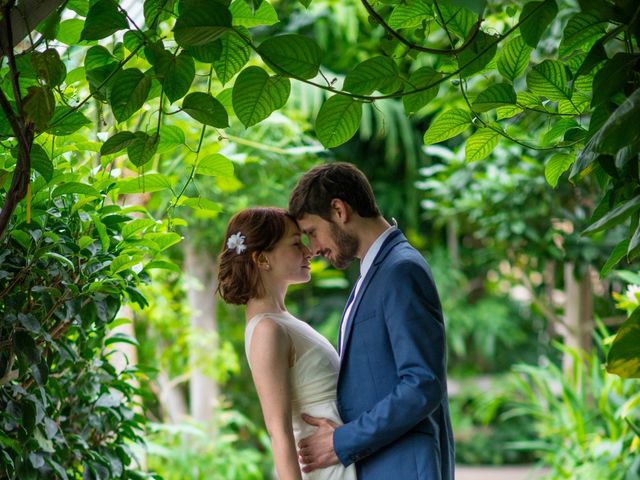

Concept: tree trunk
[[157, 370, 188, 423], [562, 263, 594, 374], [184, 240, 219, 423]]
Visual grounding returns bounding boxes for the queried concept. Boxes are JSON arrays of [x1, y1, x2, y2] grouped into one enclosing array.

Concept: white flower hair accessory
[[226, 231, 246, 254]]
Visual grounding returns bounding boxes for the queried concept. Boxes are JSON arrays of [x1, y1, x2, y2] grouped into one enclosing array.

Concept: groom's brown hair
[[288, 162, 380, 221]]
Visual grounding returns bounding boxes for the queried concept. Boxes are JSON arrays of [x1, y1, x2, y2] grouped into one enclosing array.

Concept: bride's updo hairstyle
[[217, 207, 293, 305]]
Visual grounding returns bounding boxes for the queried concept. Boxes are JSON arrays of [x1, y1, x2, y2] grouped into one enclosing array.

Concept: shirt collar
[[360, 224, 396, 279]]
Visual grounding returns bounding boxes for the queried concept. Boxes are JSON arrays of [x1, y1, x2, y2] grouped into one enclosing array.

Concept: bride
[[217, 207, 357, 480]]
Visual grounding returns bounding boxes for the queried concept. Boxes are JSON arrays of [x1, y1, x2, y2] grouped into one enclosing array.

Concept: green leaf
[[144, 260, 182, 273], [541, 118, 579, 145], [465, 127, 501, 162], [127, 132, 159, 167], [144, 232, 182, 251], [212, 30, 251, 85], [403, 67, 442, 115], [23, 86, 55, 131], [178, 197, 224, 214], [497, 36, 533, 81], [629, 222, 640, 258], [423, 108, 472, 145], [436, 3, 476, 39], [117, 173, 173, 194], [47, 106, 91, 136], [232, 66, 290, 127], [30, 144, 53, 182], [458, 31, 498, 78], [155, 51, 195, 103], [344, 56, 400, 95], [57, 18, 84, 45], [13, 331, 40, 364], [18, 313, 40, 333], [80, 0, 129, 41], [606, 308, 640, 378], [101, 131, 136, 155], [583, 196, 640, 235], [516, 91, 542, 109], [31, 49, 66, 87], [230, 0, 279, 27], [182, 92, 229, 127], [443, 0, 486, 17], [122, 219, 156, 239], [559, 13, 607, 58], [194, 154, 234, 177], [157, 125, 186, 153], [52, 182, 101, 198], [388, 0, 432, 29], [526, 60, 569, 101], [600, 239, 630, 277], [544, 153, 574, 187], [315, 95, 363, 148], [519, 0, 558, 48], [257, 34, 322, 79], [108, 69, 151, 122], [471, 83, 516, 112], [110, 254, 144, 274], [496, 105, 523, 119], [105, 332, 140, 347], [174, 0, 232, 47]]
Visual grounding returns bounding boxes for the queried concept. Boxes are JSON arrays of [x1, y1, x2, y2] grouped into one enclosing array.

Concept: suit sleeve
[[333, 257, 447, 466]]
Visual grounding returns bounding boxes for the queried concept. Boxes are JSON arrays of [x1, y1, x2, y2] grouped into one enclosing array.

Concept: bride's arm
[[249, 318, 301, 480]]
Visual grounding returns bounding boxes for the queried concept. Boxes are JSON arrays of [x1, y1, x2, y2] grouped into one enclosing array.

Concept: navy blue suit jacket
[[333, 229, 454, 479]]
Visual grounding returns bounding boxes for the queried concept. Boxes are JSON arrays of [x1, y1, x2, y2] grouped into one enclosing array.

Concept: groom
[[288, 162, 454, 479]]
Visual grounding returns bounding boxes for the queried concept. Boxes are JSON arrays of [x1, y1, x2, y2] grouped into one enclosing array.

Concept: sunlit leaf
[[544, 153, 574, 187], [232, 66, 290, 127], [127, 132, 159, 167], [423, 108, 472, 145], [315, 95, 363, 148], [174, 0, 232, 46], [230, 0, 279, 27], [465, 127, 501, 162], [108, 69, 151, 122], [559, 13, 607, 58], [607, 308, 640, 378], [471, 83, 516, 112], [212, 30, 251, 85], [403, 67, 442, 115], [344, 56, 400, 95], [257, 34, 322, 79], [526, 60, 569, 101], [388, 0, 432, 29], [497, 36, 532, 81]]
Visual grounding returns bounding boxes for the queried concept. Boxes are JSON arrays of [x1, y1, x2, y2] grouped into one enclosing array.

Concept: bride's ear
[[252, 251, 271, 271]]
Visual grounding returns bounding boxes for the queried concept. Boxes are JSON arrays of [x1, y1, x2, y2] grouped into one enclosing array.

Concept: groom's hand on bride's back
[[297, 413, 340, 472]]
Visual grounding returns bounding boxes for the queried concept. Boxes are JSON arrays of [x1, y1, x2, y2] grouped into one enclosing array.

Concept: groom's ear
[[330, 198, 350, 224]]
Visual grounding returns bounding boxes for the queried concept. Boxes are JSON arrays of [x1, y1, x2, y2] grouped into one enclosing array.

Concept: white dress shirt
[[339, 224, 397, 355]]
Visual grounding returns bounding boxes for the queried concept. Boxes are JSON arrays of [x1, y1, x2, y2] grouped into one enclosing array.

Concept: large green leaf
[[108, 69, 151, 122], [458, 31, 498, 78], [127, 132, 159, 167], [193, 154, 234, 177], [423, 108, 472, 145], [315, 95, 363, 148], [574, 88, 640, 175], [101, 131, 136, 155], [212, 30, 251, 85], [344, 57, 401, 96], [23, 86, 55, 131], [465, 127, 501, 162], [31, 49, 66, 87], [600, 239, 630, 277], [518, 0, 558, 48], [52, 182, 101, 197], [117, 173, 173, 194], [182, 92, 229, 128], [544, 153, 574, 188], [230, 0, 279, 27], [526, 60, 569, 101], [30, 144, 53, 182], [80, 0, 129, 41], [174, 0, 232, 47], [403, 67, 442, 115], [443, 0, 486, 17], [155, 51, 195, 103], [257, 34, 322, 79], [388, 0, 432, 29], [57, 18, 84, 45], [606, 308, 640, 378], [559, 13, 607, 58], [436, 3, 476, 40], [232, 66, 290, 127], [471, 83, 516, 112], [497, 36, 532, 81], [582, 196, 640, 235], [47, 106, 91, 136]]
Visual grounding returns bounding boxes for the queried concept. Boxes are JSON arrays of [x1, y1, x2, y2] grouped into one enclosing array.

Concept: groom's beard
[[329, 222, 358, 270]]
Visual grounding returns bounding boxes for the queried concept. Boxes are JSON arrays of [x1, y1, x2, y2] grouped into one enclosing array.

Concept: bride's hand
[[297, 413, 340, 472]]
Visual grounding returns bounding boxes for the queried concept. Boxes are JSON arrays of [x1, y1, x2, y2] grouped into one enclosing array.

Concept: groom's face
[[297, 214, 358, 270]]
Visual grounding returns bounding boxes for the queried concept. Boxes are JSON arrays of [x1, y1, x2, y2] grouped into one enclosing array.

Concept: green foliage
[[507, 332, 640, 479], [0, 183, 174, 478]]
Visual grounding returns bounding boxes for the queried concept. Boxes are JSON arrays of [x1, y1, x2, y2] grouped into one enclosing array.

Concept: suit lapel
[[339, 230, 406, 358]]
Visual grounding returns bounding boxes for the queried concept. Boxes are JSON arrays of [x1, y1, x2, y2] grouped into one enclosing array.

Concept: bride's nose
[[302, 245, 312, 259]]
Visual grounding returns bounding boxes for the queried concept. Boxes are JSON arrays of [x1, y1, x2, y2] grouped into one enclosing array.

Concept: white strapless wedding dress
[[245, 312, 357, 480]]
